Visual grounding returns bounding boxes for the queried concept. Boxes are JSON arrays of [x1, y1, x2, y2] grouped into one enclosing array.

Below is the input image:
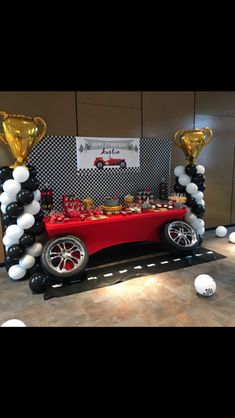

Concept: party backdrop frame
[[29, 136, 172, 210]]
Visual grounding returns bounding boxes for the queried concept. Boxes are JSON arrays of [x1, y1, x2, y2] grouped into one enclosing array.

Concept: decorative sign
[[76, 137, 140, 170]]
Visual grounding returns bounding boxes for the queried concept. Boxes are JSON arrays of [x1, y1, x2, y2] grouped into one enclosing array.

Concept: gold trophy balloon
[[174, 128, 213, 164], [0, 111, 47, 167]]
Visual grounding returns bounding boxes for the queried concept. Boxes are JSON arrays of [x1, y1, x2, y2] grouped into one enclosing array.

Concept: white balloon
[[178, 174, 191, 187], [27, 242, 43, 257], [33, 189, 41, 201], [1, 319, 26, 327], [1, 204, 7, 214], [186, 182, 198, 195], [3, 234, 19, 247], [174, 165, 185, 177], [17, 213, 35, 229], [197, 227, 205, 236], [19, 254, 35, 269], [0, 192, 12, 206], [6, 224, 24, 240], [13, 166, 29, 183], [24, 200, 40, 215], [200, 199, 205, 207], [8, 265, 26, 280], [229, 232, 235, 243], [192, 191, 204, 201], [194, 218, 205, 229], [215, 226, 227, 238], [185, 212, 197, 224], [3, 179, 21, 197], [196, 165, 205, 175], [194, 274, 216, 296]]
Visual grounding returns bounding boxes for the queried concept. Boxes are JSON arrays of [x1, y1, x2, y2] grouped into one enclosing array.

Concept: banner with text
[[76, 137, 140, 170]]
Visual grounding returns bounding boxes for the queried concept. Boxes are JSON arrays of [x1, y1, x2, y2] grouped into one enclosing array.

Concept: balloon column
[[0, 165, 45, 280], [173, 128, 213, 241], [173, 164, 206, 237], [0, 111, 48, 289]]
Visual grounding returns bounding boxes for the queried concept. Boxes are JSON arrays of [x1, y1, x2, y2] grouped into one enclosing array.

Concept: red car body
[[94, 157, 126, 168]]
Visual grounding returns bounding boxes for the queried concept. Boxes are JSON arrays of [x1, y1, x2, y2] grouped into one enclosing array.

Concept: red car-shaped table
[[94, 157, 126, 169], [41, 208, 200, 281]]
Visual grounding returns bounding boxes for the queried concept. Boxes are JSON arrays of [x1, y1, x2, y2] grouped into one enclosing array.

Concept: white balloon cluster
[[174, 164, 206, 236], [0, 166, 43, 281]]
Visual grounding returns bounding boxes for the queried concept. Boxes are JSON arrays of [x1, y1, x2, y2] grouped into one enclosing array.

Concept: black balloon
[[29, 272, 47, 294], [19, 233, 36, 247], [26, 164, 37, 178], [2, 214, 17, 227], [192, 204, 204, 216], [16, 189, 34, 205], [27, 262, 42, 276], [187, 197, 197, 208], [185, 192, 192, 199], [0, 183, 4, 193], [0, 166, 13, 183], [198, 235, 203, 245], [191, 174, 205, 185], [174, 183, 186, 193], [6, 202, 24, 218], [198, 184, 206, 192], [185, 164, 197, 177], [34, 209, 45, 221], [197, 209, 205, 219], [27, 220, 44, 235], [5, 255, 19, 271], [7, 244, 25, 260], [21, 177, 39, 191], [175, 176, 179, 184]]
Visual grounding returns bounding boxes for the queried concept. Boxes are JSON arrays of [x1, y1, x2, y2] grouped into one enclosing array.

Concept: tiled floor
[[1, 227, 235, 327]]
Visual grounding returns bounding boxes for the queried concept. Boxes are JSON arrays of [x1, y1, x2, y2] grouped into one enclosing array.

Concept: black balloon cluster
[[0, 164, 47, 291], [173, 163, 206, 238]]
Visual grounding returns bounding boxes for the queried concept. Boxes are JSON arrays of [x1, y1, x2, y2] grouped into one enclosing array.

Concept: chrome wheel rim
[[47, 237, 85, 274], [167, 221, 197, 247]]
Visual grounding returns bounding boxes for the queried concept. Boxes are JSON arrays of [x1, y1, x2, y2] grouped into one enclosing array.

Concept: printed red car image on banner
[[76, 137, 140, 170]]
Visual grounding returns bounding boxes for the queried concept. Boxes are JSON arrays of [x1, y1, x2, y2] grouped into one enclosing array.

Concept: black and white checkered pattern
[[29, 136, 172, 211]]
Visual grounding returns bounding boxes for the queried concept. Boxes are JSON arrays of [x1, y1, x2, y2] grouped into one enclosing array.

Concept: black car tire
[[161, 220, 200, 256], [120, 161, 126, 168], [41, 235, 89, 281]]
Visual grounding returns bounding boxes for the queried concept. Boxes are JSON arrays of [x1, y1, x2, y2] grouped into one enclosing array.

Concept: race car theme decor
[[76, 137, 140, 170], [172, 128, 213, 241], [0, 111, 47, 284]]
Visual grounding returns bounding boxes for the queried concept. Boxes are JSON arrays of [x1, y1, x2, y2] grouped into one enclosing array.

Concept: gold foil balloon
[[174, 128, 213, 164], [0, 111, 47, 168]]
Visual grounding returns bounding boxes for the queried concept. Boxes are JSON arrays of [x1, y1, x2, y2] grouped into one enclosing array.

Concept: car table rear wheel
[[161, 220, 200, 256]]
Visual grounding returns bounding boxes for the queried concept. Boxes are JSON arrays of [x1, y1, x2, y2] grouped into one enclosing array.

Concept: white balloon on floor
[[194, 274, 216, 296], [1, 319, 26, 327], [8, 265, 26, 280], [215, 226, 227, 238], [229, 232, 235, 243], [13, 166, 29, 183]]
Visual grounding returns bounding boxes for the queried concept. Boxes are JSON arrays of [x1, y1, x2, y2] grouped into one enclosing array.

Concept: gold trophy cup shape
[[0, 111, 47, 168], [174, 127, 213, 164]]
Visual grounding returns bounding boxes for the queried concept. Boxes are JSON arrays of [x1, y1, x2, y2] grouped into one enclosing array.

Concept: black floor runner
[[44, 242, 226, 300]]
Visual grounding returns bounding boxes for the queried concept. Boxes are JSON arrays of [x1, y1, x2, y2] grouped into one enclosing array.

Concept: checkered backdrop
[[29, 136, 172, 211]]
